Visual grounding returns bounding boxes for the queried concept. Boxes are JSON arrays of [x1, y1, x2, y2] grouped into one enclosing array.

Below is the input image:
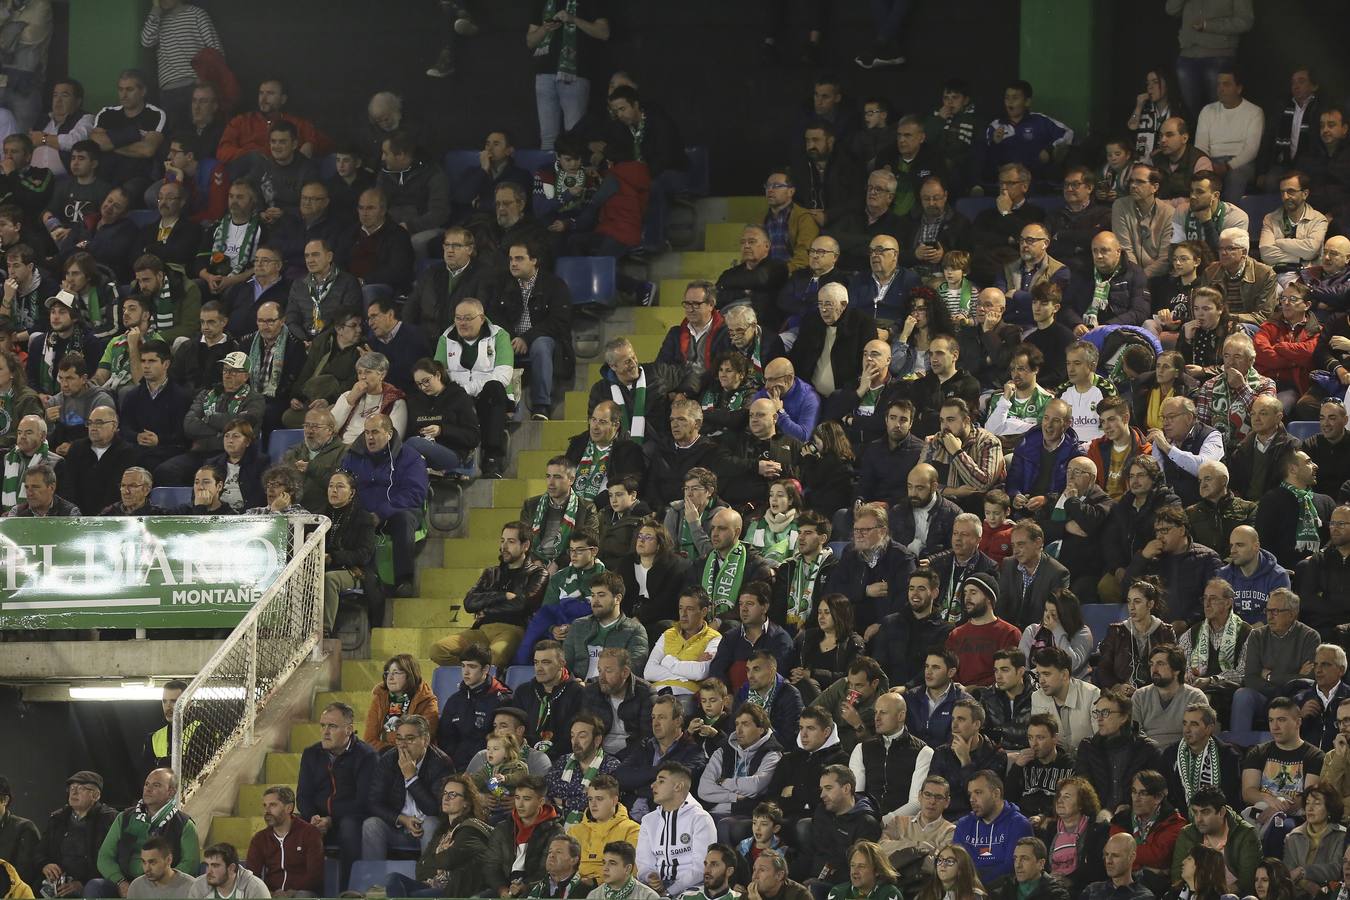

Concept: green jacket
[[563, 613, 650, 678], [97, 805, 200, 882], [282, 435, 346, 513], [1170, 807, 1259, 894]]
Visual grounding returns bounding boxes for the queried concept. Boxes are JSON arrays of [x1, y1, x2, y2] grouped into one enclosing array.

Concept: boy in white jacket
[[636, 763, 717, 898]]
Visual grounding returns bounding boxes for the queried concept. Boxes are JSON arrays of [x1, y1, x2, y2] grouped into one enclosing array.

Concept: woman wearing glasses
[[917, 845, 986, 900], [405, 357, 481, 476], [383, 774, 493, 898]]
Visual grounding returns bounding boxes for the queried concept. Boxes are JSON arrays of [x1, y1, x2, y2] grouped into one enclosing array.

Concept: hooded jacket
[[364, 678, 440, 754], [635, 795, 716, 898], [438, 676, 513, 768], [807, 796, 882, 883], [952, 799, 1033, 884], [1217, 549, 1291, 623], [339, 432, 429, 522], [484, 803, 564, 892], [570, 805, 642, 881], [1073, 722, 1164, 812], [185, 865, 270, 898], [765, 726, 848, 818], [378, 160, 451, 233], [698, 730, 784, 815]]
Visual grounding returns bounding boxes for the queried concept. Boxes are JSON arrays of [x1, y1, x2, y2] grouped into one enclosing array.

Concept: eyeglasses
[[393, 734, 423, 744], [866, 186, 895, 195], [867, 247, 896, 256], [1091, 708, 1120, 719], [764, 182, 792, 191], [682, 300, 710, 309], [256, 317, 281, 325], [254, 257, 281, 266], [415, 377, 436, 389], [920, 791, 949, 801], [852, 525, 881, 535], [1266, 606, 1293, 616], [1019, 236, 1048, 245], [453, 314, 481, 323], [443, 242, 471, 250], [443, 790, 465, 799], [635, 534, 657, 542], [807, 248, 837, 256], [935, 858, 957, 869]]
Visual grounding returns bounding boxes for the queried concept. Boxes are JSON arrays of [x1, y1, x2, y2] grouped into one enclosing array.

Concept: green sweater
[[97, 806, 200, 882], [543, 560, 606, 606], [1170, 807, 1259, 894]]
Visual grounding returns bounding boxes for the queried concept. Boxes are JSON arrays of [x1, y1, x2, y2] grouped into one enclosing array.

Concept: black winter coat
[[39, 802, 117, 884], [1073, 724, 1163, 811]]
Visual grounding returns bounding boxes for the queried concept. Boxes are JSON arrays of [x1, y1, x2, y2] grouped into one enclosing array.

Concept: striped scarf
[[560, 749, 606, 826], [1, 441, 49, 509], [532, 491, 579, 553], [210, 215, 261, 274], [1284, 481, 1323, 552], [610, 369, 646, 443], [573, 440, 610, 501]]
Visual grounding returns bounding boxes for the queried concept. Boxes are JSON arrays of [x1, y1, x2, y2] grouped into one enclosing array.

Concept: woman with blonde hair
[[826, 841, 901, 900]]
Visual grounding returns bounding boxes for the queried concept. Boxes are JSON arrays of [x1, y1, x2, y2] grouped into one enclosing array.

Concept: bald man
[[1216, 524, 1291, 623], [693, 507, 773, 622], [753, 357, 820, 443], [789, 281, 877, 398], [719, 397, 804, 508], [846, 232, 920, 325], [954, 287, 1023, 391], [996, 221, 1069, 326], [825, 338, 897, 449], [1082, 833, 1146, 900], [776, 234, 849, 324], [1302, 234, 1350, 319], [715, 225, 789, 329], [1063, 231, 1150, 335], [1226, 393, 1298, 501]]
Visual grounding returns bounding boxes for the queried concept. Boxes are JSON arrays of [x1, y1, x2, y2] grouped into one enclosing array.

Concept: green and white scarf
[[210, 215, 261, 274], [939, 278, 973, 318], [603, 878, 639, 900], [1207, 366, 1265, 438], [532, 490, 579, 553], [573, 440, 610, 501], [611, 369, 647, 443], [131, 796, 181, 832], [1088, 268, 1115, 320], [202, 382, 254, 419], [535, 0, 580, 80], [1189, 613, 1241, 675], [560, 749, 606, 825], [628, 115, 647, 163], [703, 542, 748, 616], [1184, 203, 1226, 242], [149, 276, 174, 331], [1284, 481, 1323, 553], [785, 546, 832, 629], [1175, 736, 1221, 808], [746, 680, 777, 712], [247, 332, 289, 399], [1, 441, 49, 509], [745, 510, 797, 564]]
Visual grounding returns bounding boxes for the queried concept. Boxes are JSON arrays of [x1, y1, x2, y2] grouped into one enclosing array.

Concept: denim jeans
[[405, 436, 464, 472], [1210, 154, 1254, 202], [526, 335, 557, 409], [535, 73, 591, 150], [1175, 56, 1232, 119], [360, 815, 439, 860]]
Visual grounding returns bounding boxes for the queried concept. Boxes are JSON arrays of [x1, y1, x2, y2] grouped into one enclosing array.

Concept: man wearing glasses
[[280, 407, 345, 512], [281, 310, 364, 428], [827, 170, 902, 274], [775, 235, 848, 325], [362, 715, 453, 858], [1292, 644, 1350, 751], [405, 225, 498, 346], [1073, 689, 1163, 814], [1196, 225, 1277, 326], [971, 163, 1046, 286], [222, 244, 288, 338], [845, 233, 918, 327], [1314, 696, 1350, 798], [1111, 163, 1174, 278], [788, 281, 875, 399], [1122, 506, 1221, 624], [435, 297, 514, 478], [997, 221, 1068, 326], [760, 169, 817, 275], [893, 174, 972, 280], [1229, 588, 1320, 733], [1294, 504, 1350, 637], [1047, 164, 1112, 282], [656, 281, 730, 384]]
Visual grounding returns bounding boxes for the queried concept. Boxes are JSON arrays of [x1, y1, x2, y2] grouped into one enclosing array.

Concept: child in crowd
[[737, 802, 788, 867], [938, 250, 974, 325], [1095, 136, 1133, 204], [980, 489, 1014, 563], [474, 732, 529, 824]]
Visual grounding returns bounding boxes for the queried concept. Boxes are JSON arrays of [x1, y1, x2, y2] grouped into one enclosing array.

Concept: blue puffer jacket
[[1006, 425, 1083, 498], [339, 432, 428, 521], [1217, 549, 1292, 623]]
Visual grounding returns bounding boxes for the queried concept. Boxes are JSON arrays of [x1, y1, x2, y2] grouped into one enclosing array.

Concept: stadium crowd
[[9, 0, 1350, 899]]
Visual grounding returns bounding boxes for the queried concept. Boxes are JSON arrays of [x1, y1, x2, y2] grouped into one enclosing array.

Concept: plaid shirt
[[921, 425, 1006, 490], [1192, 369, 1276, 448], [763, 205, 791, 262]]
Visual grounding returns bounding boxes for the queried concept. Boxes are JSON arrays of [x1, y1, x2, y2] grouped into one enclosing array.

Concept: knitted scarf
[[1088, 268, 1115, 321], [532, 490, 579, 552], [305, 269, 338, 335], [1208, 366, 1265, 439], [560, 749, 606, 825], [1189, 614, 1241, 675], [210, 215, 261, 274], [553, 160, 591, 212], [747, 509, 798, 564], [382, 690, 410, 737], [535, 0, 580, 81], [700, 385, 748, 415], [573, 440, 611, 501], [202, 382, 254, 419], [703, 542, 748, 615], [1183, 203, 1226, 242], [603, 878, 639, 900], [746, 680, 777, 713], [247, 332, 289, 398], [610, 369, 646, 443], [149, 275, 174, 332], [131, 796, 181, 832], [1130, 809, 1160, 846], [786, 546, 832, 630], [1284, 481, 1323, 552], [1, 441, 48, 508], [1175, 737, 1221, 807]]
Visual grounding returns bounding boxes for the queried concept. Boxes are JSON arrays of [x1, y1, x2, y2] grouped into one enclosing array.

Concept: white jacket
[[636, 794, 717, 897], [435, 319, 515, 399]]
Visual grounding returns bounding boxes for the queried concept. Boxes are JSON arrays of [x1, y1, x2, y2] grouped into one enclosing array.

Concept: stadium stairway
[[202, 194, 767, 851]]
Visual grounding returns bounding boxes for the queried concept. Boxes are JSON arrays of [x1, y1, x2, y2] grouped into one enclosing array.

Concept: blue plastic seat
[[443, 149, 481, 183], [1287, 421, 1320, 441], [556, 256, 617, 307], [1238, 193, 1281, 248], [514, 149, 555, 176], [318, 153, 338, 180], [505, 665, 534, 692], [1082, 603, 1127, 647], [1028, 195, 1066, 213], [828, 541, 849, 559], [348, 860, 416, 894], [128, 209, 158, 228], [432, 665, 463, 712], [151, 486, 193, 510], [268, 429, 304, 466], [955, 197, 996, 221]]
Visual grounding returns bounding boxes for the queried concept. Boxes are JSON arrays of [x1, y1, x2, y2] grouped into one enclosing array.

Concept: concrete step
[[695, 196, 765, 227], [312, 691, 370, 722], [210, 816, 266, 851], [417, 566, 484, 598], [678, 251, 737, 278], [437, 537, 501, 567], [342, 658, 432, 690], [394, 595, 474, 628], [265, 752, 302, 784], [564, 391, 589, 420], [468, 506, 523, 540], [705, 221, 746, 253], [290, 721, 323, 751], [632, 307, 685, 330], [538, 420, 582, 446], [372, 626, 462, 661], [515, 451, 557, 480], [235, 782, 297, 816]]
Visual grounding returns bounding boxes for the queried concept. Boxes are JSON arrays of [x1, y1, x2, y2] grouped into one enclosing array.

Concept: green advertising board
[[0, 516, 290, 629]]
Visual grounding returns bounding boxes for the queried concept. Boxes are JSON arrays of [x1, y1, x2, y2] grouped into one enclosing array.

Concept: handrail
[[172, 514, 330, 803]]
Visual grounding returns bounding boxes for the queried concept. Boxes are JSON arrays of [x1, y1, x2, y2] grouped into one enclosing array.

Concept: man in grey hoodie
[[186, 843, 270, 899]]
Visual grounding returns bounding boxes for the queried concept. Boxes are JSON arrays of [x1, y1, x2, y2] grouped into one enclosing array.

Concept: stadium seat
[[1287, 421, 1320, 441], [955, 197, 995, 221], [318, 153, 338, 180], [1027, 195, 1066, 213], [683, 146, 710, 197], [1082, 603, 1126, 646], [443, 149, 480, 184], [151, 486, 192, 510], [556, 256, 617, 307], [128, 209, 158, 228], [1238, 193, 1280, 248], [514, 149, 555, 176], [348, 860, 416, 894], [432, 665, 463, 711], [829, 541, 848, 559], [505, 665, 534, 692], [268, 429, 304, 465]]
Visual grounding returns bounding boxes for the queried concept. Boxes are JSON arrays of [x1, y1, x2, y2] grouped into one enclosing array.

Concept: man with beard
[[244, 786, 323, 896], [1130, 645, 1208, 747]]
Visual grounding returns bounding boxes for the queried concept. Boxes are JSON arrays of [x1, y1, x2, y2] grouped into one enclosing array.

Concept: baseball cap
[[220, 351, 250, 371]]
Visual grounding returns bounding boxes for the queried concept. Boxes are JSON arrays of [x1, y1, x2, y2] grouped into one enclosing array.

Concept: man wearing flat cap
[[37, 772, 117, 898]]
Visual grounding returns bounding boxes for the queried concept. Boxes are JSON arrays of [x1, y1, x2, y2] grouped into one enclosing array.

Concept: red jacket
[[978, 521, 1013, 565], [216, 111, 331, 163], [245, 814, 325, 894], [596, 160, 651, 249], [1086, 427, 1152, 497], [1254, 317, 1320, 395], [1110, 806, 1187, 872]]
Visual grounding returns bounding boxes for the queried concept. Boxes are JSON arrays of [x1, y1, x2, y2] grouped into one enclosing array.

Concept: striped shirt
[[139, 4, 222, 89]]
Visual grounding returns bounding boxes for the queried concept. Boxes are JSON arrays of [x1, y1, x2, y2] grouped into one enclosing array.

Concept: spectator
[[1048, 165, 1112, 283], [345, 187, 415, 303], [825, 503, 913, 636], [635, 763, 715, 898], [1259, 173, 1327, 278], [721, 403, 803, 513], [644, 589, 721, 709], [1123, 506, 1222, 623], [761, 168, 818, 278], [0, 414, 59, 513], [37, 770, 117, 900], [362, 714, 453, 859], [1178, 288, 1244, 383], [377, 131, 449, 259], [996, 522, 1070, 632], [891, 462, 960, 560], [364, 296, 429, 395], [88, 769, 199, 898], [100, 466, 164, 517], [698, 703, 783, 819], [55, 406, 132, 515], [1293, 644, 1350, 752], [293, 702, 375, 884], [880, 116, 947, 223], [793, 121, 863, 231], [615, 695, 707, 819], [1176, 579, 1252, 710], [1029, 647, 1100, 752], [578, 644, 654, 753], [1131, 645, 1208, 747], [846, 233, 918, 328], [1171, 785, 1261, 897], [924, 513, 999, 622], [894, 178, 973, 287], [1239, 695, 1324, 850], [1195, 68, 1263, 201], [952, 770, 1033, 884], [1305, 109, 1350, 222], [405, 226, 498, 346], [545, 712, 622, 827], [1034, 457, 1111, 602], [907, 648, 973, 747], [1255, 450, 1334, 570], [1185, 461, 1255, 563], [1254, 282, 1318, 415], [1161, 704, 1243, 814], [1197, 228, 1278, 327], [1146, 395, 1223, 508], [194, 181, 264, 300], [483, 776, 564, 896], [362, 653, 439, 756], [1194, 331, 1276, 450], [490, 239, 572, 421], [1296, 504, 1350, 640], [89, 69, 166, 199], [340, 412, 428, 597], [92, 294, 156, 394], [1152, 117, 1214, 204], [1017, 593, 1092, 681], [868, 568, 954, 690], [803, 765, 882, 886], [1066, 232, 1149, 334], [791, 283, 874, 400], [1218, 525, 1290, 624], [928, 699, 1008, 822], [283, 238, 360, 342], [1006, 398, 1081, 515], [945, 573, 1021, 687], [1021, 284, 1075, 391], [1079, 834, 1150, 900], [5, 462, 77, 517], [717, 227, 789, 335], [1028, 777, 1108, 894], [1232, 590, 1321, 732], [983, 80, 1073, 185], [33, 80, 96, 179], [1074, 689, 1163, 815], [1229, 394, 1300, 501], [382, 774, 493, 898], [1005, 715, 1077, 822], [999, 222, 1070, 328], [243, 785, 323, 897], [435, 297, 513, 479], [776, 234, 851, 329], [824, 169, 901, 275], [853, 397, 923, 508], [29, 302, 102, 406]]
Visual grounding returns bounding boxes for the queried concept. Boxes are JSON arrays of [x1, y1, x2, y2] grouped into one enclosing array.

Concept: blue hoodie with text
[[952, 799, 1033, 883], [1218, 548, 1291, 623]]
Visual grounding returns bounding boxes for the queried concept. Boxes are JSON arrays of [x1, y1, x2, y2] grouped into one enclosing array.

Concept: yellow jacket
[[784, 203, 820, 273], [644, 623, 722, 695], [567, 805, 642, 881], [1, 860, 33, 899]]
